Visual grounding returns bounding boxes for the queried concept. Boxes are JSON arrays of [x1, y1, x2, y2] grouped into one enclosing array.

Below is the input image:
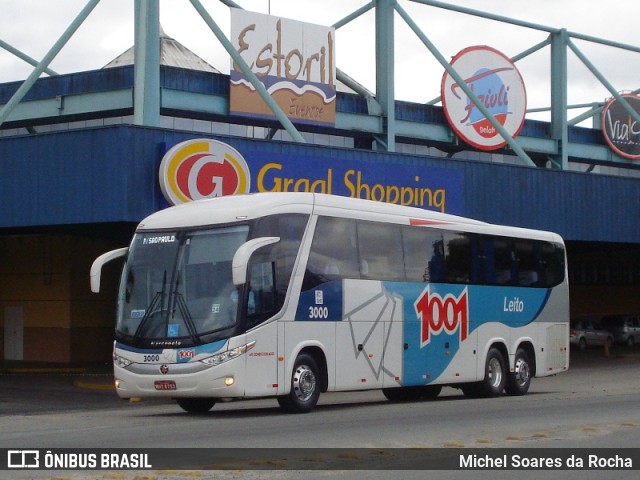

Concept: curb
[[5, 367, 88, 374], [1, 364, 115, 391], [73, 377, 116, 390]]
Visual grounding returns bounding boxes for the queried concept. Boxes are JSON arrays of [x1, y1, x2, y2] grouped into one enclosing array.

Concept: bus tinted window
[[540, 242, 565, 287], [492, 238, 515, 285], [304, 216, 360, 289], [442, 232, 473, 284], [358, 221, 404, 281], [402, 227, 441, 282], [247, 214, 308, 326], [304, 216, 565, 289], [514, 240, 540, 286]]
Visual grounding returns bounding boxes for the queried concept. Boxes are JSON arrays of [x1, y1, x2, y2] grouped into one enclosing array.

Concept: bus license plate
[[154, 380, 176, 391]]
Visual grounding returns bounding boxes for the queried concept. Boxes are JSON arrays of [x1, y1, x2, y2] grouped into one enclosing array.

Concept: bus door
[[242, 257, 280, 397]]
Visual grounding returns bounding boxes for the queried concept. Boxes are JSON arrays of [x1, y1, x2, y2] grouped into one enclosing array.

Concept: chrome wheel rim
[[513, 358, 530, 387], [293, 364, 316, 401], [488, 357, 503, 388]]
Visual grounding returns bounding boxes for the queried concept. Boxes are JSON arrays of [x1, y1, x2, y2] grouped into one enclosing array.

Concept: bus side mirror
[[232, 237, 280, 286], [90, 247, 128, 293]]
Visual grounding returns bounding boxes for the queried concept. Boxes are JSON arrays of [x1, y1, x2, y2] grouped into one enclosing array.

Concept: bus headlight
[[113, 352, 133, 368], [200, 341, 256, 366]]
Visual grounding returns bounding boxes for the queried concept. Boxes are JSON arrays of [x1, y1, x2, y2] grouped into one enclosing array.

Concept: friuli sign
[[230, 10, 336, 127], [441, 45, 527, 151]]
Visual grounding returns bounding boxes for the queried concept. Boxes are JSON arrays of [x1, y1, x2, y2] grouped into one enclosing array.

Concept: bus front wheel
[[277, 353, 321, 413], [176, 398, 216, 413]]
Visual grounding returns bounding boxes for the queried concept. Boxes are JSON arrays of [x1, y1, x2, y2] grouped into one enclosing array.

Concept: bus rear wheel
[[481, 347, 506, 397], [463, 347, 506, 398], [505, 348, 531, 396], [277, 353, 321, 413], [176, 398, 216, 413]]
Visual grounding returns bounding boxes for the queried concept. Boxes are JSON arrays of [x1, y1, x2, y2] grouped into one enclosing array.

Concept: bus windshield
[[116, 226, 249, 347]]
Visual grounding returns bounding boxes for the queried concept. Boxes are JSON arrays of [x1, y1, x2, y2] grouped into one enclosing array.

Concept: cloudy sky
[[1, 0, 639, 123]]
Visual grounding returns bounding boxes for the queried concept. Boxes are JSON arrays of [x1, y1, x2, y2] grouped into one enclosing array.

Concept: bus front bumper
[[113, 358, 245, 399]]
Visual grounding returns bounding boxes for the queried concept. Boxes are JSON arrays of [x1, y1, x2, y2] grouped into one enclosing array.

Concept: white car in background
[[570, 319, 613, 350], [601, 315, 640, 347]]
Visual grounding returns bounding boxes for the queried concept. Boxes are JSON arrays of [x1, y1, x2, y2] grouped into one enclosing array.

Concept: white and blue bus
[[91, 192, 569, 413]]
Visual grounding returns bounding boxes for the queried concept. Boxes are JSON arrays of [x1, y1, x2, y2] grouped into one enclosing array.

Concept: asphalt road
[[1, 348, 640, 480]]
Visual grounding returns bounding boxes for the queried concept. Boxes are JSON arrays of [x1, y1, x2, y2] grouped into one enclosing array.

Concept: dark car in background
[[570, 318, 613, 350], [600, 315, 640, 347]]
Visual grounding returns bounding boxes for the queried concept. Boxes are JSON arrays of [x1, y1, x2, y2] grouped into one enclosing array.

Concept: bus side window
[[357, 221, 404, 281], [246, 257, 276, 326], [402, 227, 444, 282], [540, 242, 565, 287], [303, 216, 359, 290], [514, 240, 540, 286], [478, 236, 496, 284], [247, 214, 308, 326], [493, 238, 513, 285], [442, 232, 472, 283]]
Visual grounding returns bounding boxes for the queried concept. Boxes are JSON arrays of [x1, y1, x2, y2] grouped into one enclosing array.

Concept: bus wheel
[[505, 348, 531, 396], [277, 353, 320, 413], [479, 347, 506, 397], [176, 398, 216, 413]]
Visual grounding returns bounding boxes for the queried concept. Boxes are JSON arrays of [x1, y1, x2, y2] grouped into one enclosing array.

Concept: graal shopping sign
[[230, 10, 336, 127], [441, 46, 527, 151]]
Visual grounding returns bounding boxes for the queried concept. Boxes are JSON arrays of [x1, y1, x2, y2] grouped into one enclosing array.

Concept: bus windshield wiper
[[171, 273, 199, 344], [134, 270, 167, 339], [174, 292, 199, 344]]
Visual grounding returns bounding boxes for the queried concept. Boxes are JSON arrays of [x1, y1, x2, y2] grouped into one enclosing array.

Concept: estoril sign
[[230, 10, 336, 127]]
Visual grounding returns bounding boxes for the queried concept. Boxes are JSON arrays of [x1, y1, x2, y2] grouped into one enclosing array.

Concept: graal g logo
[[8, 450, 39, 468]]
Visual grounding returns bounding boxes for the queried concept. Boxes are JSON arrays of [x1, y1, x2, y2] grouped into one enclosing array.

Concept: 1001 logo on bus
[[414, 287, 469, 347]]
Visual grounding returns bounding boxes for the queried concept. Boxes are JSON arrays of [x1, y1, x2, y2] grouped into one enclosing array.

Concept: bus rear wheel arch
[[462, 346, 507, 398]]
